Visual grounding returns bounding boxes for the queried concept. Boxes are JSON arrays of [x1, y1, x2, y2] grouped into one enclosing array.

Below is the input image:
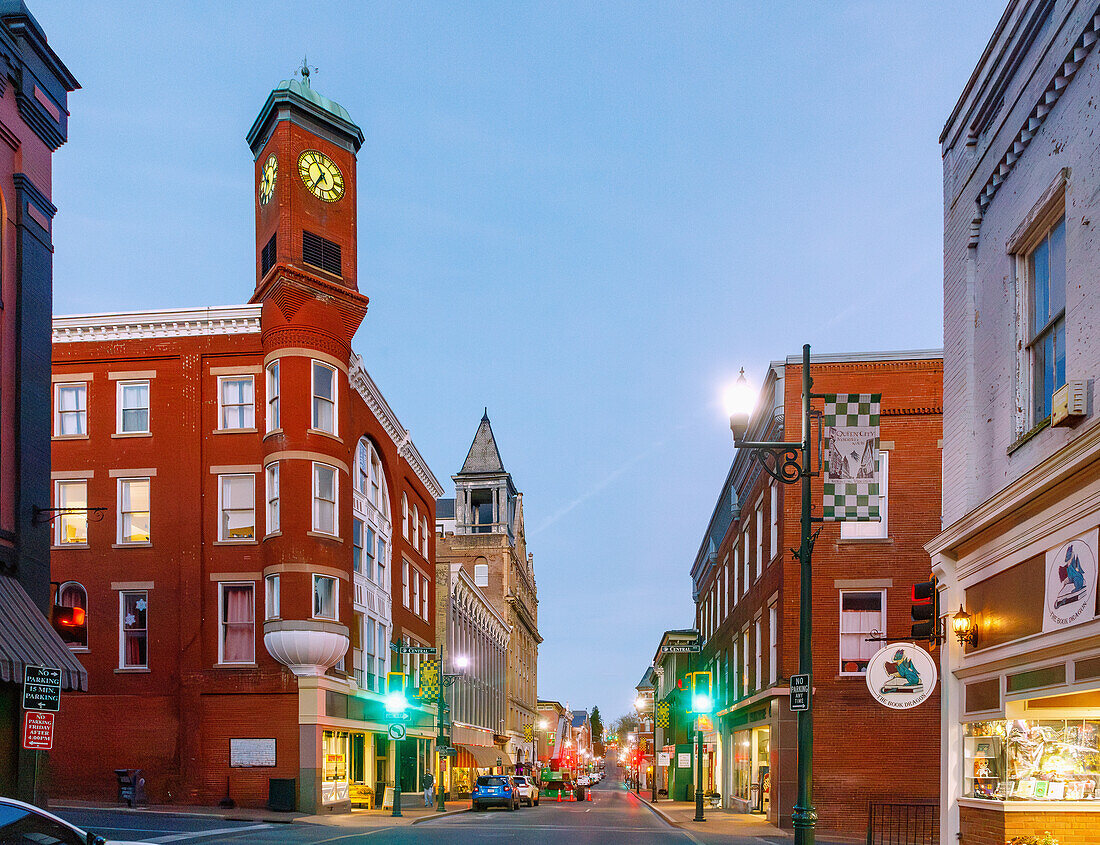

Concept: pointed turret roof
[[459, 409, 506, 475]]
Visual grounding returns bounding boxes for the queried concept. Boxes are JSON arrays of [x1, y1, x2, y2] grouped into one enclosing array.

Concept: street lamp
[[726, 344, 820, 845], [436, 653, 469, 812]]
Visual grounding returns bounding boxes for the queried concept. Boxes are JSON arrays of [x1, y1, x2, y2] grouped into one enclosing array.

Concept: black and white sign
[[230, 738, 276, 767], [663, 643, 702, 654], [23, 666, 61, 712], [389, 641, 438, 655], [789, 674, 810, 711]]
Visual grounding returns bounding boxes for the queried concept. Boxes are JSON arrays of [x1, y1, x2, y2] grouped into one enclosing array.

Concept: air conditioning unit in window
[[1051, 380, 1088, 427]]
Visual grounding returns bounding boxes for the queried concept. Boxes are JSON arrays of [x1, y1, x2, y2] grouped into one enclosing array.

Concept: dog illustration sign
[[865, 642, 937, 709], [1043, 529, 1097, 632]]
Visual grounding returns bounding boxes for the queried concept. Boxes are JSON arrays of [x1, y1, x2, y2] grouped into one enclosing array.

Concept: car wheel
[[472, 802, 479, 811], [507, 798, 515, 811]]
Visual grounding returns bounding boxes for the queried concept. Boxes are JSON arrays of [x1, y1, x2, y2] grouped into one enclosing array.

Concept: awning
[[459, 744, 514, 768], [0, 576, 88, 691]]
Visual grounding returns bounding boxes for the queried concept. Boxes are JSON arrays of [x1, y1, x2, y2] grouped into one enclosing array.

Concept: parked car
[[577, 774, 591, 787], [0, 796, 156, 844], [512, 774, 540, 807], [472, 774, 521, 811]]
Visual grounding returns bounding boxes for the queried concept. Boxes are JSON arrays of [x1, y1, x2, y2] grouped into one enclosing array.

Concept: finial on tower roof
[[297, 56, 317, 87], [482, 406, 489, 421]]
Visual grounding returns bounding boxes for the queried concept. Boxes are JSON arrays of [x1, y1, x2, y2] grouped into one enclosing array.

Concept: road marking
[[148, 823, 271, 843]]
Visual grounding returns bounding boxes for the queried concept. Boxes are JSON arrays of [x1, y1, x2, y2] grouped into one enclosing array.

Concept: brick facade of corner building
[[690, 350, 942, 838], [48, 76, 444, 812]]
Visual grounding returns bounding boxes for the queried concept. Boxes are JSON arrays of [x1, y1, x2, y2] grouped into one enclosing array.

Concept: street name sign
[[23, 666, 61, 712], [388, 723, 406, 740], [389, 642, 438, 655], [789, 674, 810, 711], [439, 746, 457, 758], [23, 711, 53, 750], [663, 642, 702, 654]]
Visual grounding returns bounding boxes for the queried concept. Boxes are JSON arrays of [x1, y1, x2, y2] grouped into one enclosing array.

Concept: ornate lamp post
[[726, 344, 820, 845], [436, 654, 468, 812]]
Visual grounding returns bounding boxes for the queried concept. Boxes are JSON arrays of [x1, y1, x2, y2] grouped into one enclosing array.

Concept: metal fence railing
[[866, 800, 938, 845]]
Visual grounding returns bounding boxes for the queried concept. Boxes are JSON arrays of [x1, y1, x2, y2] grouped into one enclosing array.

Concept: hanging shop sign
[[865, 642, 937, 709], [822, 393, 881, 521], [1043, 528, 1097, 632], [657, 751, 670, 767]]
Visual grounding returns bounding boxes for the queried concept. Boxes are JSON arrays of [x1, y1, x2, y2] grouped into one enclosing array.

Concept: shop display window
[[963, 719, 1100, 801]]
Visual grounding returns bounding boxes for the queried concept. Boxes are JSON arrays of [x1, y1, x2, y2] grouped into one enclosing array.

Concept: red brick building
[[49, 74, 443, 812], [690, 350, 942, 837]]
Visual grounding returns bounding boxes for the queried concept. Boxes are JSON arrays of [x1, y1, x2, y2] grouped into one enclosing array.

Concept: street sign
[[439, 746, 457, 758], [789, 674, 810, 711], [388, 723, 407, 741], [389, 641, 438, 655], [23, 711, 54, 750], [23, 666, 61, 712], [663, 643, 701, 654], [657, 751, 670, 767]]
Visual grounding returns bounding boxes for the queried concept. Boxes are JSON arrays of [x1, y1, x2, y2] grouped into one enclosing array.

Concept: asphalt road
[[55, 777, 714, 845]]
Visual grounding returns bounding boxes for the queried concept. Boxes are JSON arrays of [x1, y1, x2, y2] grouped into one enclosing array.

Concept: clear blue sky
[[38, 1, 1005, 723]]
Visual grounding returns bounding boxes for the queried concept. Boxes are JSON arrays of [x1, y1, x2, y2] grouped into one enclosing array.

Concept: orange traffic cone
[[556, 792, 561, 803]]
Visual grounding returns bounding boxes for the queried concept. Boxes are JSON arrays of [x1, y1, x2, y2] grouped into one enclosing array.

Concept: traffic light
[[51, 602, 86, 645], [690, 671, 712, 714], [911, 577, 939, 644], [385, 671, 408, 714]]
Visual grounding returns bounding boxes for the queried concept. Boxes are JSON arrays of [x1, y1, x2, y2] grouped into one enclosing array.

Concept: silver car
[[511, 775, 540, 807], [0, 797, 155, 844]]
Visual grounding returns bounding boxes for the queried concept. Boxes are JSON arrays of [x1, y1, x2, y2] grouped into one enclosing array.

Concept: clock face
[[259, 155, 277, 205], [298, 150, 345, 202]]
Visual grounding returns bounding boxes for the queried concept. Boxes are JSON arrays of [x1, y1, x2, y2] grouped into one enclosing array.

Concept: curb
[[411, 807, 471, 824], [624, 791, 684, 830], [51, 804, 293, 823]]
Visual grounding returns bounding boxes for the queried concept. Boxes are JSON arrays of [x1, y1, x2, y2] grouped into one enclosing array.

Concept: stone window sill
[[112, 431, 152, 439], [213, 427, 257, 435], [113, 542, 152, 549], [52, 434, 89, 441], [114, 667, 150, 674], [836, 537, 893, 545], [1007, 416, 1050, 455], [307, 531, 343, 543]]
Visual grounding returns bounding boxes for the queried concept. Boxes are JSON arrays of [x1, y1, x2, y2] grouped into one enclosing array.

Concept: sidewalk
[[51, 798, 470, 828], [625, 793, 862, 845]]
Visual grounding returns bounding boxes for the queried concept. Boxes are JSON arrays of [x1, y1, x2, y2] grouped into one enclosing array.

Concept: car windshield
[[477, 776, 508, 786], [513, 777, 529, 785]]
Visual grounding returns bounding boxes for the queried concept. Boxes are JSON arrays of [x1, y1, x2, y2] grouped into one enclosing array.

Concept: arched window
[[474, 558, 489, 588], [402, 493, 409, 538], [412, 503, 420, 549], [58, 581, 87, 648], [356, 437, 390, 518]]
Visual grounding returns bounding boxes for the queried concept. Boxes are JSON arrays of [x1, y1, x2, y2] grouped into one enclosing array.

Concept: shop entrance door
[[376, 736, 389, 787]]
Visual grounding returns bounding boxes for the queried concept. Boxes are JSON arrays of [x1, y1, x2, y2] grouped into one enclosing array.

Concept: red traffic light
[[51, 603, 87, 644], [56, 606, 85, 627]]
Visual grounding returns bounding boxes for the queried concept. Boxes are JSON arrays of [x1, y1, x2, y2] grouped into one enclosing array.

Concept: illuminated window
[[219, 582, 255, 664], [119, 590, 148, 668], [55, 480, 88, 545], [768, 603, 778, 684], [54, 382, 87, 436], [59, 581, 87, 649], [118, 478, 151, 544], [218, 474, 255, 541]]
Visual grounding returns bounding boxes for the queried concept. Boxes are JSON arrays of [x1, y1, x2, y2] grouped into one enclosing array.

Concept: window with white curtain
[[266, 360, 280, 431], [55, 382, 87, 436], [219, 474, 255, 541], [312, 463, 337, 535], [218, 376, 254, 430], [839, 590, 885, 674], [266, 463, 280, 534], [118, 478, 151, 544], [118, 380, 150, 434], [311, 361, 336, 434]]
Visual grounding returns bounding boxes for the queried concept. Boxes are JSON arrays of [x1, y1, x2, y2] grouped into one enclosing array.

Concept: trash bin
[[268, 778, 296, 812], [574, 784, 586, 802], [114, 769, 146, 807]]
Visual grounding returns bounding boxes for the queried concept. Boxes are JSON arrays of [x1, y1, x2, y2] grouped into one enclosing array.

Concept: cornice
[[975, 3, 1100, 219], [347, 353, 444, 499], [53, 305, 262, 343]]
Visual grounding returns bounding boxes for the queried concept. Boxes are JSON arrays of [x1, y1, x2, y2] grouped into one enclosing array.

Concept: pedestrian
[[423, 769, 435, 808]]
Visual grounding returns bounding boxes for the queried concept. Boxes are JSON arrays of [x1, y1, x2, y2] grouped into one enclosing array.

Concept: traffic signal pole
[[693, 726, 704, 821], [392, 738, 402, 817]]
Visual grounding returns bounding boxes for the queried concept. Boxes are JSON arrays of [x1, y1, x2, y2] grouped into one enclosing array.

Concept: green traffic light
[[691, 694, 712, 713], [385, 691, 408, 713]]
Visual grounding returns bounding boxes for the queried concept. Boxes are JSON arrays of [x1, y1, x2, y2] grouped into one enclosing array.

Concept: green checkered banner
[[822, 393, 881, 521]]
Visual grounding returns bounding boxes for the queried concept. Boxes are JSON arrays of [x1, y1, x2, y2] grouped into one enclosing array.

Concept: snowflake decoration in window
[[136, 598, 147, 611], [125, 613, 136, 626]]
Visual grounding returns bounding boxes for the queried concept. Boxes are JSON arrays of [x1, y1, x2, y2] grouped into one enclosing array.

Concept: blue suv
[[472, 775, 521, 811]]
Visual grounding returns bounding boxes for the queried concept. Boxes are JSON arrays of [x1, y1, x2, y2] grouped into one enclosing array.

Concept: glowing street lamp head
[[538, 719, 548, 730], [634, 696, 646, 711], [454, 655, 470, 670], [723, 368, 757, 441]]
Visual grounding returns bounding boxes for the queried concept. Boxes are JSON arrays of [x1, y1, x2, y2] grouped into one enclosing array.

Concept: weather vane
[[297, 56, 318, 87]]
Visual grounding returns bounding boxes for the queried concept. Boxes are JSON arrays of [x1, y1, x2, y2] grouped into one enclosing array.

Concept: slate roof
[[571, 710, 588, 728], [459, 409, 507, 475], [436, 498, 455, 519]]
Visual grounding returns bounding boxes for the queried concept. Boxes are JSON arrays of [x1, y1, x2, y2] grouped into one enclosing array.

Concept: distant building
[[691, 350, 943, 836], [536, 699, 569, 766], [931, 3, 1100, 843], [0, 0, 82, 803], [436, 412, 541, 770], [50, 74, 442, 811], [633, 669, 655, 790], [651, 629, 701, 803]]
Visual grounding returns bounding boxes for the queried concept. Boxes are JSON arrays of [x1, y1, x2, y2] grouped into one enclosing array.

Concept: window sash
[[266, 464, 280, 534], [839, 590, 884, 674], [1025, 215, 1067, 423], [55, 383, 87, 436], [402, 561, 409, 607], [219, 474, 256, 541], [266, 361, 280, 431], [840, 451, 889, 539], [220, 583, 255, 664], [119, 381, 150, 433], [56, 480, 88, 545], [313, 575, 338, 621], [313, 463, 337, 535], [119, 478, 151, 544], [312, 362, 336, 433], [120, 591, 148, 668], [265, 574, 280, 620], [376, 538, 387, 588], [218, 377, 255, 430]]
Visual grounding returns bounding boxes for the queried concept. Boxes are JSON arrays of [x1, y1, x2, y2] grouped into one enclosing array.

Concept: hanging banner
[[822, 393, 880, 521], [416, 658, 440, 702], [865, 642, 937, 709], [1043, 528, 1097, 632]]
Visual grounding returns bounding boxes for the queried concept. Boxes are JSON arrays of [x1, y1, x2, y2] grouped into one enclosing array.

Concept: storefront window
[[322, 730, 350, 804], [734, 730, 751, 801], [963, 719, 1100, 800]]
